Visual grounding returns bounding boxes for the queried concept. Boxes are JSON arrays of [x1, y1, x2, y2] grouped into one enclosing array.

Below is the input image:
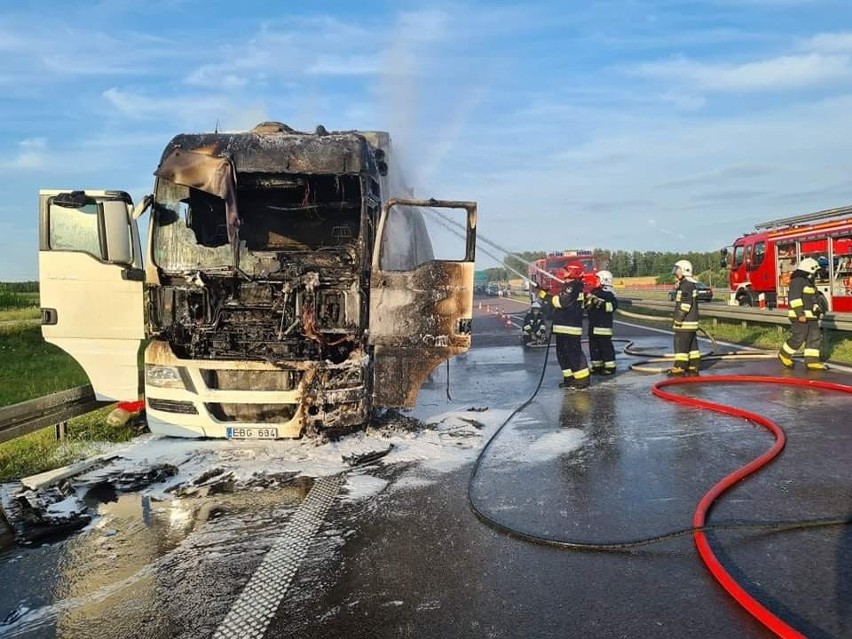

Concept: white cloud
[[181, 16, 385, 89], [659, 91, 707, 111], [102, 87, 259, 131], [805, 31, 852, 53], [438, 92, 852, 253], [634, 53, 852, 92], [307, 54, 382, 76], [0, 21, 173, 84], [0, 138, 48, 170]]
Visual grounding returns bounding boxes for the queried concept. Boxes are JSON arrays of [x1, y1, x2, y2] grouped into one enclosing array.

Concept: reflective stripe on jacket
[[587, 286, 618, 334], [549, 279, 585, 333], [673, 278, 699, 331], [787, 271, 819, 320]]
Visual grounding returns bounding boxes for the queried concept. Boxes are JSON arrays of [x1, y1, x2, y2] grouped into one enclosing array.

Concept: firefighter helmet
[[672, 259, 693, 277], [596, 270, 614, 287], [797, 257, 820, 275], [564, 262, 584, 279], [531, 301, 542, 310]]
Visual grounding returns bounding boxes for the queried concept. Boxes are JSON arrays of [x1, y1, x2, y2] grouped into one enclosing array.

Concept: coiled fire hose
[[469, 311, 851, 638]]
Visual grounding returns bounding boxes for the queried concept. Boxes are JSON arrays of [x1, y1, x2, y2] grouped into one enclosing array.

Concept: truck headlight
[[145, 365, 185, 389]]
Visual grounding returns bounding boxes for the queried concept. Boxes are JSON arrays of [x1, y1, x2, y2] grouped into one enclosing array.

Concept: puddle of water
[[1, 477, 314, 638]]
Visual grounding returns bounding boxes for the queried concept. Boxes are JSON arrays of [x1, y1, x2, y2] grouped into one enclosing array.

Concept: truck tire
[[736, 291, 753, 306], [817, 293, 829, 314]]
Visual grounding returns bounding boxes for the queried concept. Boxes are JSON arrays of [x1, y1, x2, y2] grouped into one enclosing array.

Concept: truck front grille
[[200, 369, 302, 391], [205, 403, 297, 423], [148, 399, 199, 414]]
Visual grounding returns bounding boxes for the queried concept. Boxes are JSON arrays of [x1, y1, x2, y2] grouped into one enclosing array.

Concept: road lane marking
[[213, 473, 344, 639]]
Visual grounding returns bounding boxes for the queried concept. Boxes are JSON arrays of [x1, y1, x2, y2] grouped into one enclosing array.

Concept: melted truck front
[[38, 122, 476, 438]]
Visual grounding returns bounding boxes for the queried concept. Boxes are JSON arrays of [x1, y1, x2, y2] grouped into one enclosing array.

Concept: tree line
[[1, 281, 38, 292], [0, 282, 39, 309], [483, 249, 725, 283]]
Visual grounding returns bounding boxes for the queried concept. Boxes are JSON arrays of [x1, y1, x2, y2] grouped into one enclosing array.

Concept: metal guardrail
[[0, 385, 109, 444], [623, 298, 852, 332]]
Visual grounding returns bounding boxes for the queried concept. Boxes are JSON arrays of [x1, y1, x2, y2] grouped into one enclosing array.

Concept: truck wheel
[[736, 292, 753, 306], [817, 293, 829, 314]]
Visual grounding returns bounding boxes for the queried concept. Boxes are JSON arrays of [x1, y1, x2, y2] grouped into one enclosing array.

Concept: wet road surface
[[1, 294, 850, 638]]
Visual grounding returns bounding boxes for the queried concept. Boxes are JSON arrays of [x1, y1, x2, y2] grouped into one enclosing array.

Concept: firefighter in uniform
[[778, 257, 827, 370], [537, 262, 590, 389], [586, 270, 618, 375], [670, 259, 700, 376], [521, 301, 548, 346]]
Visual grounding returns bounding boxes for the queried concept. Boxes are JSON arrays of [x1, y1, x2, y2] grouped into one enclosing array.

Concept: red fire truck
[[528, 250, 607, 296], [722, 204, 852, 312]]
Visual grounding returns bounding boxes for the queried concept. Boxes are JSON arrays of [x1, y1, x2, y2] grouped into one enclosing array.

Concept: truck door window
[[832, 236, 852, 296], [419, 207, 470, 261], [752, 241, 766, 269], [733, 245, 745, 268], [379, 205, 435, 271], [48, 200, 103, 258]]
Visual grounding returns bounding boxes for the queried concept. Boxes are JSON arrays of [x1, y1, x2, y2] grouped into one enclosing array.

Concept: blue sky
[[3, 0, 852, 279]]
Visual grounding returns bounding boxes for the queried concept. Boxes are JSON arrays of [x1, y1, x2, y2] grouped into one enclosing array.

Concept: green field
[[0, 322, 138, 481], [0, 323, 89, 406]]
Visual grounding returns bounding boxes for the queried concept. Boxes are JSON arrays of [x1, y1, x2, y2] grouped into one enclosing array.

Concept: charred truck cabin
[[38, 122, 477, 439]]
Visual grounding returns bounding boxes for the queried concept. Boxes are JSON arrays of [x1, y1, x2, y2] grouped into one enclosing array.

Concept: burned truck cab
[[38, 122, 476, 439]]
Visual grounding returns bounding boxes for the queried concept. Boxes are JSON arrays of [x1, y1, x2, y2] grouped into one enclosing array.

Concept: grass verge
[[0, 323, 137, 482], [0, 407, 138, 482], [0, 307, 40, 323], [0, 324, 89, 406], [619, 305, 852, 365]]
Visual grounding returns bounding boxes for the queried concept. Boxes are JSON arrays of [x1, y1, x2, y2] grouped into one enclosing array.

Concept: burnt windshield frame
[[152, 174, 365, 272]]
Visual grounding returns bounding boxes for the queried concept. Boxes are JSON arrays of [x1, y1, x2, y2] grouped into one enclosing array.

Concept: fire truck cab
[[723, 204, 852, 312], [527, 250, 607, 297]]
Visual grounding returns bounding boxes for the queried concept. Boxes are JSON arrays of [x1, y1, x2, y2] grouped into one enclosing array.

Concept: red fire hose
[[653, 375, 852, 638]]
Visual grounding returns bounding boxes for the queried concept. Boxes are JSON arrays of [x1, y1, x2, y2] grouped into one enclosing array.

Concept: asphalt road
[[1, 294, 850, 638]]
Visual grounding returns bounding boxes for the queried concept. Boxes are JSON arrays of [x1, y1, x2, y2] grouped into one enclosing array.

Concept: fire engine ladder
[[754, 204, 852, 230]]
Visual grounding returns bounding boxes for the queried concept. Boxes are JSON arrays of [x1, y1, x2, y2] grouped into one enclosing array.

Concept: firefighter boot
[[559, 377, 575, 389], [570, 372, 591, 390], [806, 362, 828, 371], [666, 367, 687, 377], [778, 353, 794, 368]]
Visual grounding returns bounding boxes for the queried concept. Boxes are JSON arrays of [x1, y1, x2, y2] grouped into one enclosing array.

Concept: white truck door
[[38, 190, 145, 401], [369, 198, 476, 408]]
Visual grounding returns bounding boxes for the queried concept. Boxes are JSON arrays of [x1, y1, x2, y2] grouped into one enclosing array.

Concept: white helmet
[[596, 270, 613, 287], [530, 301, 542, 310], [673, 259, 693, 277], [797, 257, 820, 275]]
